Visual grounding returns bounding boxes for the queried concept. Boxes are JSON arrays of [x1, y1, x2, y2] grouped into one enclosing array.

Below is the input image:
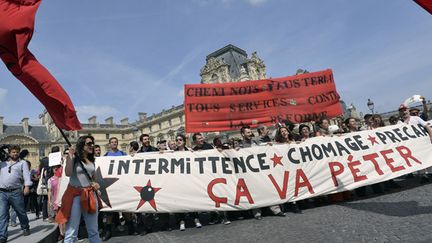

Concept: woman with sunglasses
[[56, 135, 102, 243], [174, 134, 204, 230], [274, 126, 302, 214]]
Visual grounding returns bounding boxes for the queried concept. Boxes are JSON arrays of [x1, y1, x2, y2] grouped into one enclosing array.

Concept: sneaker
[[420, 176, 430, 184], [179, 221, 186, 231], [23, 229, 31, 236], [10, 222, 18, 227], [222, 219, 231, 225], [117, 224, 126, 232], [101, 230, 112, 241], [194, 218, 202, 228], [292, 205, 302, 214], [254, 215, 262, 220], [275, 212, 286, 217]]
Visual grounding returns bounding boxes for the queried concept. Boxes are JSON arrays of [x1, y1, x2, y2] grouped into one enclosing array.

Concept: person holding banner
[[56, 136, 102, 243], [138, 134, 159, 153], [274, 126, 302, 214], [192, 133, 214, 151], [344, 117, 359, 133], [315, 118, 332, 136], [298, 124, 313, 142], [175, 134, 193, 152], [240, 126, 286, 218], [94, 145, 102, 157], [275, 126, 293, 144], [174, 134, 205, 230], [101, 137, 127, 241], [239, 126, 259, 148], [398, 103, 432, 143], [256, 125, 272, 144], [398, 104, 432, 183], [360, 114, 374, 131]]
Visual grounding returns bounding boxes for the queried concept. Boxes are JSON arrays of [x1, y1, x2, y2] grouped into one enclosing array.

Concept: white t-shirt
[[398, 116, 427, 126]]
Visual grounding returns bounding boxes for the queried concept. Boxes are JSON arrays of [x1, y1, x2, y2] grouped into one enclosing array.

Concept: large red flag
[[414, 0, 432, 14], [0, 0, 81, 130]]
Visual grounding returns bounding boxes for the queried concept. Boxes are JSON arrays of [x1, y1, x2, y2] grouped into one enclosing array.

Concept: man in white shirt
[[398, 104, 432, 143], [398, 104, 432, 183]]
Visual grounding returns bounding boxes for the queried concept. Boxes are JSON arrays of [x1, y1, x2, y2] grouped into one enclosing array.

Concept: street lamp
[[367, 98, 374, 114]]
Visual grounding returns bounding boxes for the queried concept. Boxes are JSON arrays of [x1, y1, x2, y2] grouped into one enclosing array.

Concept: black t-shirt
[[193, 142, 214, 151], [138, 145, 159, 153]]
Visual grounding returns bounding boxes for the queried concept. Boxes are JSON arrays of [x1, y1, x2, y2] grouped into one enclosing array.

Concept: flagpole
[[58, 128, 72, 147]]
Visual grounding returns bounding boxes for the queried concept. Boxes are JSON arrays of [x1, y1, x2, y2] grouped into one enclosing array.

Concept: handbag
[[36, 168, 48, 196]]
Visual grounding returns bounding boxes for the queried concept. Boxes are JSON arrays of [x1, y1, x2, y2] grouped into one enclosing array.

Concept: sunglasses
[[410, 112, 419, 116], [176, 138, 183, 141], [85, 142, 94, 147]]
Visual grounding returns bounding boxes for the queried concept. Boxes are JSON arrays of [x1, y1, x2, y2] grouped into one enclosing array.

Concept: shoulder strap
[[75, 156, 93, 183]]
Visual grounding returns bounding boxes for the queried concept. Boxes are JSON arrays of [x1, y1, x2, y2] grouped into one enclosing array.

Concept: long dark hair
[[275, 126, 291, 143], [75, 135, 95, 163]]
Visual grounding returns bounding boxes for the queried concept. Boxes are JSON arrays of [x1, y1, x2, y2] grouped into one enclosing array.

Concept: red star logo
[[134, 180, 161, 211], [367, 135, 379, 146], [270, 153, 284, 167]]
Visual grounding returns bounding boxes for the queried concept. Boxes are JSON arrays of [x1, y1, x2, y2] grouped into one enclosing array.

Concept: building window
[[39, 146, 45, 157], [179, 116, 183, 123], [168, 119, 172, 126], [159, 123, 162, 129], [121, 134, 125, 139], [105, 134, 110, 139]]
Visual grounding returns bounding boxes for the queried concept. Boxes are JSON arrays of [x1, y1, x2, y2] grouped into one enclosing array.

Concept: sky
[[1, 0, 431, 125]]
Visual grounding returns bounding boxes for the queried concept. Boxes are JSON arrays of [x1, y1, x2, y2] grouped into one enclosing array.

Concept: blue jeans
[[9, 206, 17, 224], [0, 189, 30, 241], [64, 195, 101, 243]]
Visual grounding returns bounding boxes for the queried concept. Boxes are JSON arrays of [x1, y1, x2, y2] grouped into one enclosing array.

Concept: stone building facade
[[0, 45, 267, 162], [0, 44, 360, 165]]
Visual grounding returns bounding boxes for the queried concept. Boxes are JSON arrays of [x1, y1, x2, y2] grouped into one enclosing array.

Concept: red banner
[[184, 69, 342, 133], [0, 0, 81, 130]]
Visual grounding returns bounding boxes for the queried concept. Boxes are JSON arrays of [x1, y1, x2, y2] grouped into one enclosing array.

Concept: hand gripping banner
[[93, 124, 432, 213]]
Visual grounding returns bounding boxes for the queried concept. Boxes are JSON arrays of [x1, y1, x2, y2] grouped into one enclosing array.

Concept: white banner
[[95, 124, 432, 213]]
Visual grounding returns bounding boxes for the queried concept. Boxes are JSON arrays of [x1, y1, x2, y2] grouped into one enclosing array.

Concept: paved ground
[[7, 213, 57, 243], [14, 177, 432, 242], [99, 177, 432, 243]]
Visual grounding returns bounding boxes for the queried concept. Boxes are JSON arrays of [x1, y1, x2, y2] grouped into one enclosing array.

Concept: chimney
[[88, 116, 97, 124], [138, 112, 147, 121], [21, 117, 29, 134], [105, 116, 113, 125], [0, 116, 3, 134], [120, 118, 129, 125]]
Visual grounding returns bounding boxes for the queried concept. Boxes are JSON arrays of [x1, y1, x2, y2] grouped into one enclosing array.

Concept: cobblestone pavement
[[95, 177, 432, 243]]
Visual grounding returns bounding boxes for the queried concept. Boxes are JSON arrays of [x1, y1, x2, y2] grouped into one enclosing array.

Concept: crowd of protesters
[[0, 100, 431, 243]]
